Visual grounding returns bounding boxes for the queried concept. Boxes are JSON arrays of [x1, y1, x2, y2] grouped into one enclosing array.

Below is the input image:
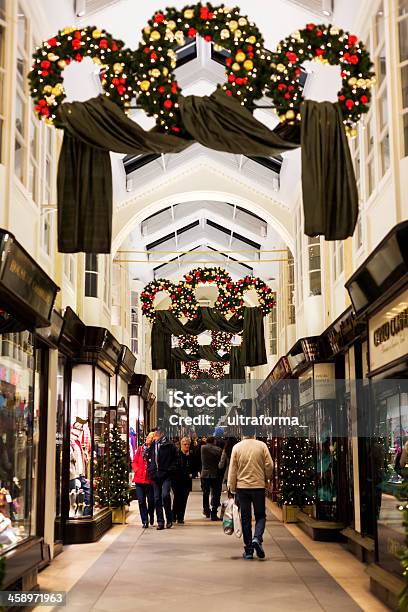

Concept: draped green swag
[[56, 92, 358, 253], [151, 306, 266, 376]]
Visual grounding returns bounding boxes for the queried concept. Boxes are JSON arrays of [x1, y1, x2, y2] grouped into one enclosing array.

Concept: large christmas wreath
[[140, 279, 180, 321], [183, 267, 239, 316], [28, 26, 135, 126], [235, 276, 276, 316], [133, 4, 266, 135], [211, 331, 233, 353], [184, 360, 226, 379], [267, 23, 375, 133]]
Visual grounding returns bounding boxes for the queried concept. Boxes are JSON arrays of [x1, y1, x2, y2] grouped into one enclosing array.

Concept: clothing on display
[[69, 418, 91, 517]]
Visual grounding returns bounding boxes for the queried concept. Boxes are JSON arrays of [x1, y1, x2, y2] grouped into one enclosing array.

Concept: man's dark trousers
[[152, 477, 172, 525], [202, 476, 222, 518], [237, 488, 266, 552]]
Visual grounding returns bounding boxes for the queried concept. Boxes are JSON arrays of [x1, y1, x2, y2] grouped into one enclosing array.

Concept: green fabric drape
[[230, 346, 246, 381], [56, 92, 358, 253], [151, 307, 264, 371], [301, 101, 358, 241]]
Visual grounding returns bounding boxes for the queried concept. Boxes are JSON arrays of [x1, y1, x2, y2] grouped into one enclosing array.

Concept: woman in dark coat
[[172, 437, 194, 524]]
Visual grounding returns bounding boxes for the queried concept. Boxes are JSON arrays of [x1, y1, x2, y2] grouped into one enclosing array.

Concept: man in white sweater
[[227, 428, 273, 560]]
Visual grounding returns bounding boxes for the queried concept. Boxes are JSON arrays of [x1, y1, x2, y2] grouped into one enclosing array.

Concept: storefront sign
[[299, 363, 336, 406], [369, 289, 408, 373], [0, 231, 58, 325]]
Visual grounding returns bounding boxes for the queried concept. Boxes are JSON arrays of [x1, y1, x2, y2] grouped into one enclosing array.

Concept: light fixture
[[75, 0, 86, 17], [322, 0, 333, 16]]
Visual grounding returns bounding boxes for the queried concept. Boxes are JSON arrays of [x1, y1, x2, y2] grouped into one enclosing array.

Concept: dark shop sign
[[369, 289, 408, 372]]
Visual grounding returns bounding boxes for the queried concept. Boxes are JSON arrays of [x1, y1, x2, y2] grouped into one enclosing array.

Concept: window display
[[0, 331, 35, 552]]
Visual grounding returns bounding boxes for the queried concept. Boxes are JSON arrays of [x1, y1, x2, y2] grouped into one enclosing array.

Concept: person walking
[[218, 437, 238, 490], [132, 431, 155, 528], [146, 429, 177, 530], [201, 436, 222, 520], [227, 427, 273, 560], [172, 437, 194, 524]]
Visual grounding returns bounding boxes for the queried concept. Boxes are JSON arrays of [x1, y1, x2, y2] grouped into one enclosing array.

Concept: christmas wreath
[[140, 279, 179, 321], [184, 360, 226, 379], [134, 3, 267, 135], [211, 331, 233, 353], [267, 23, 375, 133], [183, 267, 239, 316], [235, 276, 276, 316], [28, 26, 135, 126], [178, 334, 199, 352]]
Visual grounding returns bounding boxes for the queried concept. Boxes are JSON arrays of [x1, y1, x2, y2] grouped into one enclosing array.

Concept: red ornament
[[360, 95, 368, 104], [338, 94, 345, 101], [284, 93, 291, 100], [40, 60, 51, 69], [348, 34, 358, 46], [150, 51, 158, 61], [350, 54, 359, 65], [41, 70, 49, 76], [74, 30, 82, 39], [315, 48, 325, 57], [111, 41, 118, 52], [116, 85, 126, 95], [236, 77, 244, 85], [154, 12, 165, 23], [74, 53, 83, 62], [143, 47, 150, 54], [171, 81, 179, 94], [188, 27, 197, 38], [278, 83, 287, 91], [47, 37, 57, 47], [226, 58, 232, 67], [286, 51, 298, 63], [204, 35, 212, 42], [295, 67, 301, 77], [345, 99, 354, 109], [172, 126, 181, 133], [307, 23, 316, 30], [228, 74, 236, 83], [72, 39, 82, 49], [316, 29, 323, 37], [158, 86, 165, 94], [99, 39, 109, 49], [164, 99, 173, 109], [177, 287, 182, 292]]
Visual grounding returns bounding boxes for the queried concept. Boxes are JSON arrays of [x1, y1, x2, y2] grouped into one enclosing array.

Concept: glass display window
[[69, 364, 110, 520], [0, 331, 35, 552]]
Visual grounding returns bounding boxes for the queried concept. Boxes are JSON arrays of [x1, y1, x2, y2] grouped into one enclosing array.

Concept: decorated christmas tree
[[397, 481, 408, 610], [95, 453, 109, 509], [279, 436, 315, 507], [108, 425, 130, 509]]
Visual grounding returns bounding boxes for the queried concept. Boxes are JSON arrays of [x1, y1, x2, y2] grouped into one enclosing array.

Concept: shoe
[[243, 551, 253, 560], [178, 519, 185, 524], [156, 524, 165, 530], [142, 522, 148, 529], [166, 522, 173, 529], [252, 538, 265, 559], [211, 516, 221, 521], [149, 516, 154, 526], [203, 511, 210, 518]]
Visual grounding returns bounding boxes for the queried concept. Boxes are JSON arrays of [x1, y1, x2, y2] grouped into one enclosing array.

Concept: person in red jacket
[[132, 431, 155, 528]]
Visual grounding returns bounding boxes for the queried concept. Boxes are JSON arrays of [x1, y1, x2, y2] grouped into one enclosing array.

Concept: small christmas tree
[[279, 436, 315, 507], [108, 425, 130, 509], [95, 453, 109, 509]]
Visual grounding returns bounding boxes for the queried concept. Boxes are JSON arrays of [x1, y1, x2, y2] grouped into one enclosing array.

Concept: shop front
[[0, 229, 59, 591], [64, 326, 121, 544], [256, 357, 292, 502], [345, 220, 408, 608], [110, 346, 136, 457], [128, 374, 151, 489]]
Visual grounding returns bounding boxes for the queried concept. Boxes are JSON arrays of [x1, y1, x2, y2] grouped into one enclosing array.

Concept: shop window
[[63, 254, 75, 286], [308, 237, 321, 296], [295, 208, 303, 306], [0, 331, 36, 553], [375, 2, 385, 48], [131, 291, 139, 355], [85, 254, 98, 298], [399, 1, 408, 156], [103, 256, 110, 307], [28, 112, 39, 203], [14, 5, 28, 185], [269, 307, 277, 355], [41, 212, 52, 256], [287, 249, 295, 325], [333, 241, 344, 281]]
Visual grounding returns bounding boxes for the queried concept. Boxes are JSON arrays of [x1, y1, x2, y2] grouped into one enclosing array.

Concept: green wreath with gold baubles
[[266, 23, 375, 134], [28, 26, 136, 127], [234, 276, 276, 316], [183, 266, 240, 316], [133, 3, 267, 135]]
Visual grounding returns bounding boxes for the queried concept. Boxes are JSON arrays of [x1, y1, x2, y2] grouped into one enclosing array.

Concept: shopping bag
[[222, 498, 234, 535], [232, 501, 242, 539]]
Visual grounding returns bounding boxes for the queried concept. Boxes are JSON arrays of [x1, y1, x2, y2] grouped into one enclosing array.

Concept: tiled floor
[[36, 492, 388, 612]]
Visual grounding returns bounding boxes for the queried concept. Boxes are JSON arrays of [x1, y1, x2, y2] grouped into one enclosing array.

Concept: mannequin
[[69, 417, 91, 516]]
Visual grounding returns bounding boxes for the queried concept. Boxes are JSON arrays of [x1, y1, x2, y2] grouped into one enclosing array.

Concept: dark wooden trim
[[35, 342, 49, 538], [366, 563, 404, 610], [64, 509, 112, 544], [2, 536, 43, 589], [296, 511, 345, 542]]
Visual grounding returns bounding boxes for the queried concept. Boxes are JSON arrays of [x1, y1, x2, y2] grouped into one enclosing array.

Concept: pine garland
[[279, 436, 315, 507], [108, 425, 130, 509]]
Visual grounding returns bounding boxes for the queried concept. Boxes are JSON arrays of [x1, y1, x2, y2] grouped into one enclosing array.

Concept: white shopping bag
[[232, 501, 242, 539], [222, 498, 234, 535]]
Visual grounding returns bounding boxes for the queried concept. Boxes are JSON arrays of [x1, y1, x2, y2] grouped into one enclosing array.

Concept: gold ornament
[[286, 110, 295, 120], [149, 68, 161, 78], [292, 30, 301, 41], [184, 8, 194, 19], [279, 115, 287, 123], [62, 26, 76, 36], [330, 27, 340, 36], [228, 20, 238, 31], [175, 31, 185, 45], [277, 63, 286, 72], [150, 30, 161, 41], [221, 29, 230, 39], [357, 78, 366, 87], [43, 85, 53, 93], [44, 95, 55, 104], [234, 29, 242, 39], [92, 57, 102, 65], [348, 77, 357, 86], [143, 26, 152, 36], [246, 35, 256, 44], [58, 59, 67, 69], [243, 59, 254, 71], [140, 80, 151, 92], [235, 51, 246, 63], [167, 20, 176, 30], [162, 67, 169, 76], [52, 85, 63, 96], [92, 29, 102, 39], [232, 62, 241, 72], [238, 17, 247, 26], [47, 53, 59, 61], [113, 62, 123, 73]]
